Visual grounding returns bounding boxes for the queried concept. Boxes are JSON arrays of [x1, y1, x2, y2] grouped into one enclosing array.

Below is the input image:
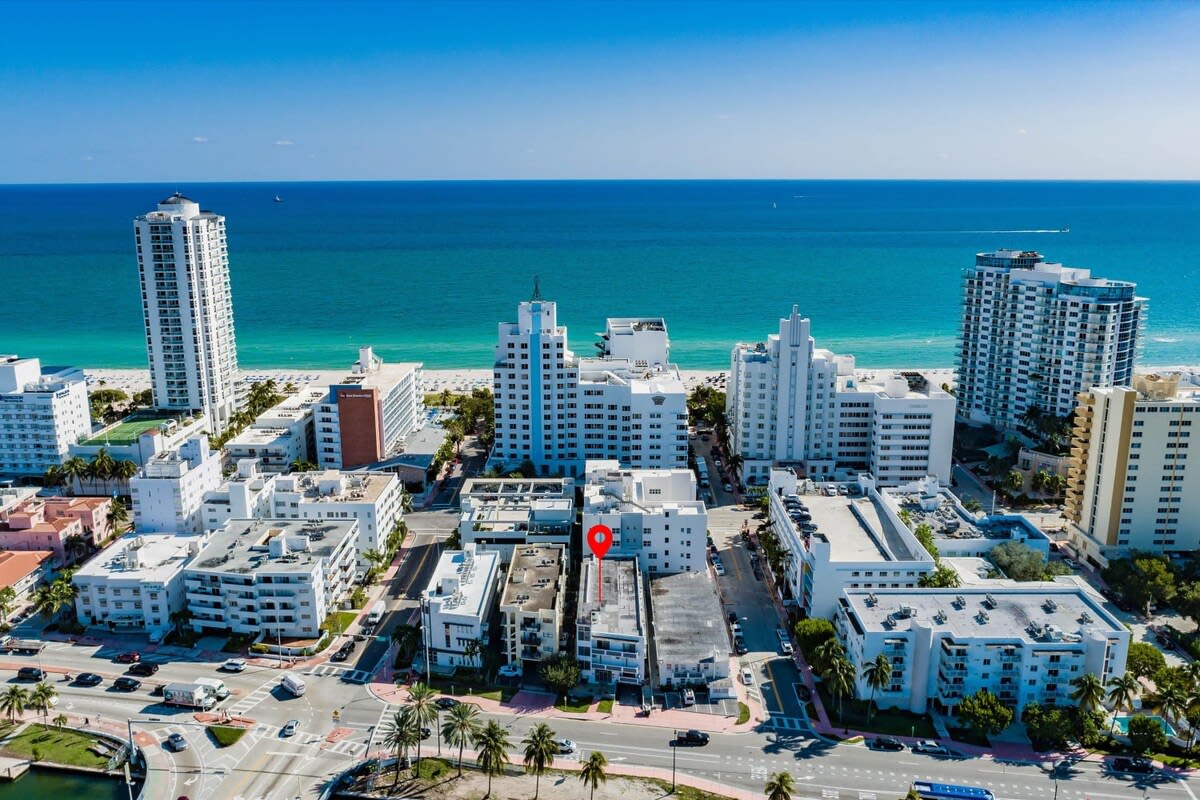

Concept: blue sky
[[2, 1, 1198, 182]]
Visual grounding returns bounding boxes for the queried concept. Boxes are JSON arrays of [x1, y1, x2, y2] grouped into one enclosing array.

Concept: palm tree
[[1070, 672, 1106, 715], [579, 750, 608, 800], [1158, 683, 1189, 730], [35, 578, 75, 620], [64, 533, 90, 565], [0, 685, 29, 723], [381, 708, 421, 785], [813, 638, 845, 675], [52, 712, 68, 731], [362, 549, 388, 573], [474, 719, 511, 797], [441, 701, 482, 777], [112, 459, 138, 494], [861, 654, 893, 725], [42, 465, 65, 491], [61, 456, 88, 496], [406, 682, 438, 776], [107, 498, 129, 533], [0, 586, 16, 622], [463, 638, 482, 668], [29, 682, 57, 729], [400, 490, 414, 514], [1106, 673, 1141, 734], [764, 770, 795, 800], [522, 722, 558, 800], [826, 655, 857, 730], [90, 448, 117, 494]]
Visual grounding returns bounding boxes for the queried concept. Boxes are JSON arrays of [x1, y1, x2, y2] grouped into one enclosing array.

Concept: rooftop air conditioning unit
[[983, 594, 997, 609]]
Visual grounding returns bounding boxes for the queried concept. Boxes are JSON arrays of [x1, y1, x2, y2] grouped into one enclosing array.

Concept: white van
[[366, 600, 386, 626], [194, 677, 230, 700], [281, 674, 307, 697]]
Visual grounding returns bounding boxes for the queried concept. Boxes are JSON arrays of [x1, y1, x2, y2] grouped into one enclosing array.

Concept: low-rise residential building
[[0, 499, 89, 566], [0, 355, 91, 478], [834, 586, 1129, 714], [0, 550, 54, 616], [768, 469, 936, 619], [582, 460, 707, 575], [271, 469, 404, 561], [131, 435, 222, 534], [73, 531, 209, 638], [314, 347, 423, 469], [576, 556, 647, 686], [225, 387, 324, 472], [0, 487, 38, 520], [458, 478, 574, 563], [421, 544, 501, 670], [185, 518, 358, 639], [42, 496, 114, 546], [649, 569, 729, 689], [201, 459, 280, 532], [499, 544, 566, 673], [1065, 374, 1200, 566]]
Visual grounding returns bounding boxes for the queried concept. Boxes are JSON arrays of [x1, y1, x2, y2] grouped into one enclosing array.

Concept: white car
[[220, 659, 247, 673], [713, 562, 726, 576], [730, 622, 743, 636], [740, 668, 754, 686], [682, 688, 696, 706], [556, 738, 576, 754]]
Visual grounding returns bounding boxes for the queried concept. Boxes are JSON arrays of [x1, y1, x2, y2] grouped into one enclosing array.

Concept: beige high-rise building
[[1065, 374, 1200, 566]]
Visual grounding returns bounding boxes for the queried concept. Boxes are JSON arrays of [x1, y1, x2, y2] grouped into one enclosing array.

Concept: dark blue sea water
[[1, 181, 1197, 370]]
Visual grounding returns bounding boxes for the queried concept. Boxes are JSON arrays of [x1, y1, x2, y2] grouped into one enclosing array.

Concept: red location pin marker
[[587, 524, 614, 604], [587, 524, 613, 559]]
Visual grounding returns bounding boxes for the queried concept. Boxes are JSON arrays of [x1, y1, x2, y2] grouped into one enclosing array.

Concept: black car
[[734, 638, 748, 656], [113, 677, 142, 691], [128, 662, 159, 676], [420, 727, 432, 740], [16, 667, 43, 681], [1111, 757, 1155, 775], [74, 672, 104, 687], [435, 697, 460, 710], [330, 649, 349, 663], [340, 639, 357, 655], [676, 729, 710, 746], [727, 610, 738, 623], [869, 736, 905, 752]]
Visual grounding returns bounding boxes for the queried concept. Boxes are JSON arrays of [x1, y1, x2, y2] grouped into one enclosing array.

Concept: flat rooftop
[[579, 556, 644, 639], [82, 411, 186, 446], [426, 546, 500, 618], [316, 362, 421, 393], [842, 586, 1126, 643], [501, 545, 564, 612], [75, 531, 207, 583], [274, 470, 395, 504], [649, 570, 728, 668], [227, 426, 300, 447], [462, 478, 574, 499], [802, 492, 906, 562], [190, 518, 357, 575]]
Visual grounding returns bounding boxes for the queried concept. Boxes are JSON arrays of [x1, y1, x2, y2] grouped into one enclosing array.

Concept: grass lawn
[[597, 698, 614, 713], [555, 697, 593, 713], [323, 610, 360, 636], [737, 702, 751, 725], [815, 682, 937, 738], [423, 675, 513, 703], [81, 414, 179, 446], [1, 725, 112, 768], [209, 725, 248, 747]]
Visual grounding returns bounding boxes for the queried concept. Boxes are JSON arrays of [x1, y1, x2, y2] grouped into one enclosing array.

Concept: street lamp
[[671, 729, 677, 794], [421, 595, 432, 685]]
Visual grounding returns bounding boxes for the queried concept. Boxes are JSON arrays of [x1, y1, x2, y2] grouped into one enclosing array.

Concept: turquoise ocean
[[1, 181, 1197, 371]]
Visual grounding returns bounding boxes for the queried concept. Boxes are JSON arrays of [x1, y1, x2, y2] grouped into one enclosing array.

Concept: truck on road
[[1, 637, 46, 654], [163, 683, 216, 710], [193, 677, 229, 700], [366, 600, 386, 626]]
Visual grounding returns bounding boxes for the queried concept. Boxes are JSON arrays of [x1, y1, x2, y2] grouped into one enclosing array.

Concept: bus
[[910, 781, 995, 800]]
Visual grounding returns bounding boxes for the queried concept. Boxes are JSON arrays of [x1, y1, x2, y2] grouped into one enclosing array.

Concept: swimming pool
[[1111, 714, 1177, 737]]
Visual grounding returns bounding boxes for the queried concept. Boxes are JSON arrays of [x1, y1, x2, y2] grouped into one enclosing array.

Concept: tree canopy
[[956, 688, 1013, 738], [989, 540, 1068, 582]]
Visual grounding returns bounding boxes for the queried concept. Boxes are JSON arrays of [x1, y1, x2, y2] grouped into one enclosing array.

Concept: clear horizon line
[[3, 177, 1200, 187]]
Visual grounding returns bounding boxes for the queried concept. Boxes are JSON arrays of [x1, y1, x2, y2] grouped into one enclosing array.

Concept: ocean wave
[[961, 229, 1067, 234], [1152, 337, 1181, 343]]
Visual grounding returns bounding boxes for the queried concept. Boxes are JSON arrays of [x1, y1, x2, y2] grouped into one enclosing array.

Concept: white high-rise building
[[130, 435, 222, 534], [491, 292, 687, 476], [1065, 374, 1200, 565], [0, 356, 90, 477], [957, 249, 1145, 430], [134, 193, 239, 434], [729, 307, 955, 487], [314, 347, 422, 469]]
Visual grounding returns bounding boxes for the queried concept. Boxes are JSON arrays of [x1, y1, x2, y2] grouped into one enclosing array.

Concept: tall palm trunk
[[457, 739, 465, 777]]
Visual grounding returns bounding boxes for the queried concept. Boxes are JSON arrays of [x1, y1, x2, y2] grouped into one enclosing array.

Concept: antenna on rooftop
[[531, 275, 543, 302]]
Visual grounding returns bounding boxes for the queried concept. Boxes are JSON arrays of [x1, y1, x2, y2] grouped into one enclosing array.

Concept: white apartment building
[[0, 356, 90, 477], [458, 478, 575, 563], [835, 586, 1129, 714], [225, 387, 324, 471], [184, 518, 358, 639], [576, 556, 647, 686], [201, 459, 280, 532], [314, 347, 422, 469], [491, 296, 688, 477], [73, 531, 209, 638], [499, 544, 566, 673], [271, 470, 404, 561], [729, 307, 954, 487], [582, 459, 707, 576], [130, 435, 222, 534], [768, 469, 936, 620], [649, 569, 730, 689], [957, 249, 1145, 430], [421, 545, 501, 670], [134, 194, 240, 434], [1065, 374, 1200, 566]]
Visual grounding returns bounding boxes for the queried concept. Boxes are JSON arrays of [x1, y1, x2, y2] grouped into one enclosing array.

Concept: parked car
[[281, 719, 299, 737], [869, 736, 905, 752], [114, 652, 140, 664], [740, 668, 754, 686], [129, 662, 159, 676], [729, 622, 743, 636], [166, 733, 188, 752], [113, 677, 142, 691], [435, 697, 460, 710], [330, 648, 350, 663], [682, 688, 696, 706], [727, 610, 738, 623], [1111, 757, 1155, 775], [734, 639, 748, 656], [220, 659, 247, 672], [74, 672, 104, 687], [713, 562, 726, 576], [16, 667, 43, 682], [912, 740, 949, 755], [556, 738, 577, 754], [676, 729, 710, 746]]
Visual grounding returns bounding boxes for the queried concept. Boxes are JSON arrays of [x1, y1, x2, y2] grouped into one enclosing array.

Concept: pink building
[[0, 501, 90, 566], [42, 496, 113, 545], [0, 550, 53, 618]]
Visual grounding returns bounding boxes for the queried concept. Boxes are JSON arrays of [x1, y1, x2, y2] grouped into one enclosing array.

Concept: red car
[[115, 652, 140, 664]]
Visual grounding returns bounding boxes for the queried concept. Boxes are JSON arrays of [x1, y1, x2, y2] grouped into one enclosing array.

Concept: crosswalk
[[225, 682, 276, 716], [767, 714, 809, 731], [304, 663, 373, 684]]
